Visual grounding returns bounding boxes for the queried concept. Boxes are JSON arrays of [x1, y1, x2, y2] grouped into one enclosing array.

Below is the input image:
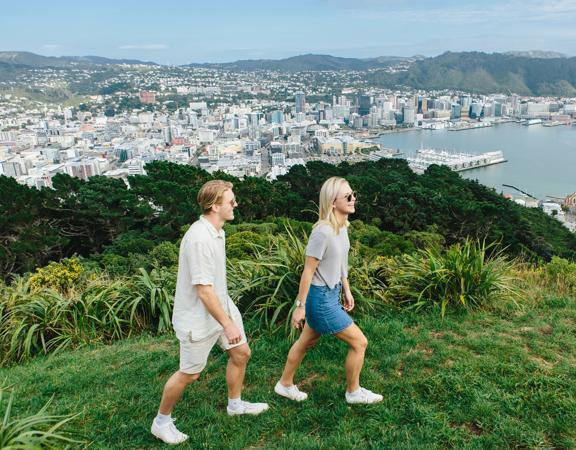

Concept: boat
[[523, 119, 543, 126], [405, 148, 507, 174], [447, 121, 492, 131]]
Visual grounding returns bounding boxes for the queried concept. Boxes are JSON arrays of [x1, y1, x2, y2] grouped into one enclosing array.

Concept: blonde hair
[[314, 176, 351, 234], [197, 180, 233, 213]]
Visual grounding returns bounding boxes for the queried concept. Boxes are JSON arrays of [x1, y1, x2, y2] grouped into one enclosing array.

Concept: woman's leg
[[279, 323, 321, 386], [335, 323, 368, 392]]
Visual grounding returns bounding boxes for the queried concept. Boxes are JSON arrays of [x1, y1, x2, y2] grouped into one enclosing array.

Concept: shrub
[[149, 241, 179, 268], [0, 267, 175, 364], [386, 240, 519, 316], [544, 256, 576, 295], [29, 257, 83, 293]]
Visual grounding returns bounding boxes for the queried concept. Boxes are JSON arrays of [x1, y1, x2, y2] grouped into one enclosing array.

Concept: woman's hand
[[343, 290, 355, 312], [291, 306, 306, 329]]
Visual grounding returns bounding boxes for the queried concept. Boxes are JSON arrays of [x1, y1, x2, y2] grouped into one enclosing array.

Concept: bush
[[149, 241, 179, 268], [29, 257, 83, 293], [544, 256, 576, 295], [0, 267, 175, 364], [386, 240, 519, 316]]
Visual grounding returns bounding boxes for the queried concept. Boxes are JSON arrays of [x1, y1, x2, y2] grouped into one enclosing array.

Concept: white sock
[[155, 413, 171, 426], [228, 397, 242, 410], [347, 387, 362, 396]]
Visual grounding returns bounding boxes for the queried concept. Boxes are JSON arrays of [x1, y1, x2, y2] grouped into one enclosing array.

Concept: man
[[151, 180, 269, 445]]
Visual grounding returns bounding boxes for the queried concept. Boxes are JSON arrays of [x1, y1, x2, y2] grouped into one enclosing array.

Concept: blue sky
[[1, 0, 575, 64]]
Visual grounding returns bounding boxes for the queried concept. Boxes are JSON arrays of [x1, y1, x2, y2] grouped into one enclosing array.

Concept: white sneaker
[[227, 400, 269, 416], [151, 418, 189, 445], [274, 381, 308, 401], [345, 387, 383, 404]]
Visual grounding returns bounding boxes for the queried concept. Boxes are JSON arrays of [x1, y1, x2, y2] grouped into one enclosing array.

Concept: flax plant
[[387, 239, 519, 316]]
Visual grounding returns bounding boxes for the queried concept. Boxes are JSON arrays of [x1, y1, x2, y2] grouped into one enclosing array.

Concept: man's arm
[[196, 284, 242, 344]]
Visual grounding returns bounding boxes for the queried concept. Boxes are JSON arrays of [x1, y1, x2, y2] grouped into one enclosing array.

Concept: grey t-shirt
[[305, 223, 350, 289]]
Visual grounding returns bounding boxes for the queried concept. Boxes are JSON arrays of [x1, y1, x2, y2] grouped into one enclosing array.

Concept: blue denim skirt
[[305, 283, 353, 335]]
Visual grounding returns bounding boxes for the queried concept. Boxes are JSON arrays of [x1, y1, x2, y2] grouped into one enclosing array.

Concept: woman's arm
[[341, 276, 354, 312], [291, 256, 320, 328]]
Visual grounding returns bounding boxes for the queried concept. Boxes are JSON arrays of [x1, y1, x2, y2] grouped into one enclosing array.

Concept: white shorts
[[176, 306, 247, 374]]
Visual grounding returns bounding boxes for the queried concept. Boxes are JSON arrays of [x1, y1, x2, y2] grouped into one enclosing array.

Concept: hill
[[0, 51, 158, 67], [185, 53, 415, 71], [1, 297, 574, 448], [369, 51, 576, 96]]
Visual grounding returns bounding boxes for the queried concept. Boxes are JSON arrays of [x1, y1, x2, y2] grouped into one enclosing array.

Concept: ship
[[523, 119, 543, 126], [447, 121, 493, 131], [406, 149, 507, 174]]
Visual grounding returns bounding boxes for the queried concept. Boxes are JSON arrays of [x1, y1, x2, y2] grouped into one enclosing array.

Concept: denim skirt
[[305, 283, 353, 335]]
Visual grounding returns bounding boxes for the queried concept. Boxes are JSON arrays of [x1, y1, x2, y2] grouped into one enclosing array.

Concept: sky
[[1, 0, 575, 64]]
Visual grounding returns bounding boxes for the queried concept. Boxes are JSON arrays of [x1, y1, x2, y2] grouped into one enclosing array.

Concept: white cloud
[[119, 44, 168, 50]]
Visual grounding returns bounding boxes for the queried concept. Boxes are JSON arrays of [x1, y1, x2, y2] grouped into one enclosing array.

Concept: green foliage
[[228, 225, 305, 331], [544, 256, 576, 295], [149, 242, 179, 268], [0, 267, 174, 364], [29, 257, 84, 293], [3, 158, 576, 278], [0, 384, 83, 448], [386, 240, 520, 316], [226, 231, 269, 260], [368, 51, 576, 96]]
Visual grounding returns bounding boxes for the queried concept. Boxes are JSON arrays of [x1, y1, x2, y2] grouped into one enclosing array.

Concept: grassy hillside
[[2, 297, 574, 449]]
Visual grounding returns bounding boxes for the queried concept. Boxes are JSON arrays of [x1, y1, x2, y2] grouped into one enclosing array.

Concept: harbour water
[[374, 123, 576, 200]]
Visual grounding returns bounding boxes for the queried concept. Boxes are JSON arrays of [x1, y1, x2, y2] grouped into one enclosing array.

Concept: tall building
[[270, 110, 284, 124], [295, 91, 306, 114], [402, 107, 416, 125], [358, 94, 371, 116], [451, 104, 462, 119]]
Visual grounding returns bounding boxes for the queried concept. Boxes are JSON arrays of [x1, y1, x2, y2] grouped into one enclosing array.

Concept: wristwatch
[[295, 300, 305, 308]]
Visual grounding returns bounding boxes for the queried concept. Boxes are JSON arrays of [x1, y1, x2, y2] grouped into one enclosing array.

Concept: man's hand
[[291, 306, 306, 329], [223, 320, 242, 345], [343, 290, 355, 312]]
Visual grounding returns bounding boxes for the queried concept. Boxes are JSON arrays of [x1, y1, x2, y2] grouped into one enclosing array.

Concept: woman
[[274, 177, 383, 404]]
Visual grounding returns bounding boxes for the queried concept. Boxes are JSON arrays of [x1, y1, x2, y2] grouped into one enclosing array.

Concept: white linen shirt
[[172, 215, 235, 341]]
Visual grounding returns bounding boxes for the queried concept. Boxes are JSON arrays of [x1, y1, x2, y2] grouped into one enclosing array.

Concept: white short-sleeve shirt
[[172, 215, 235, 340]]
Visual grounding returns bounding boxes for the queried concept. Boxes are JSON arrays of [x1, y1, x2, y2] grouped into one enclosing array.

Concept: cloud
[[42, 44, 63, 50], [119, 44, 168, 50]]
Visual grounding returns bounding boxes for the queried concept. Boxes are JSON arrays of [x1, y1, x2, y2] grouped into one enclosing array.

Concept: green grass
[[1, 296, 575, 449]]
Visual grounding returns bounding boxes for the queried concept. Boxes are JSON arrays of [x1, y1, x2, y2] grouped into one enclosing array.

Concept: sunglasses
[[337, 191, 357, 202]]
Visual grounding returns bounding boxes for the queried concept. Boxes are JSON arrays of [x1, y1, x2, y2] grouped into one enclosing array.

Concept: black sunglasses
[[337, 191, 357, 202]]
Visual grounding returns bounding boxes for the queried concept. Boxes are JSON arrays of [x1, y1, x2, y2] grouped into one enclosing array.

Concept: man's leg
[[152, 333, 215, 444], [226, 343, 251, 399], [224, 341, 269, 415], [158, 371, 200, 415]]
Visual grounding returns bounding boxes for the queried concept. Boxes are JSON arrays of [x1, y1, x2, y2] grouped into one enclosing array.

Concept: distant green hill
[[0, 51, 158, 67], [185, 53, 415, 71], [369, 51, 576, 96]]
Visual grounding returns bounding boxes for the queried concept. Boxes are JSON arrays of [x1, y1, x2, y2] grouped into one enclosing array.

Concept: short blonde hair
[[197, 180, 233, 213], [314, 176, 350, 234]]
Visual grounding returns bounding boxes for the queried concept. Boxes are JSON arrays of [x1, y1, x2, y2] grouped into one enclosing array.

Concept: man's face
[[216, 189, 237, 222]]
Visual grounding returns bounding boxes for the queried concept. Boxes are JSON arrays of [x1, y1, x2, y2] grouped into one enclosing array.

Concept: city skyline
[[1, 0, 575, 64]]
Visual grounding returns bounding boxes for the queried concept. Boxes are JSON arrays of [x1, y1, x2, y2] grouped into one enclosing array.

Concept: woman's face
[[333, 182, 356, 215]]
